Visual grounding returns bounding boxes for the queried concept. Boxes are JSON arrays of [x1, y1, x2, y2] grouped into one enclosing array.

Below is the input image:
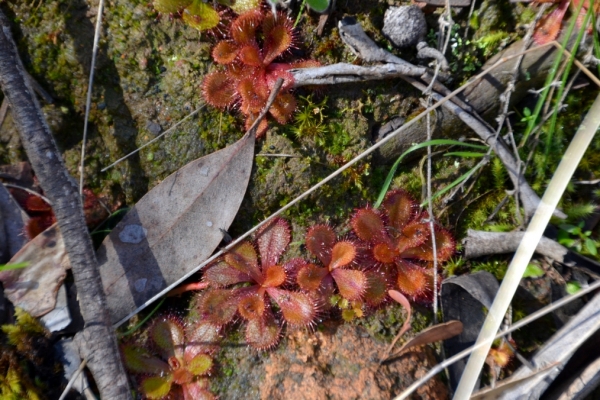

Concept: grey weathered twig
[[463, 229, 600, 278], [0, 10, 131, 399], [291, 62, 427, 86]]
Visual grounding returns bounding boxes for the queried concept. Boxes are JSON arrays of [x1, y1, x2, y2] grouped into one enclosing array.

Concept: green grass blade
[[420, 163, 483, 207], [0, 262, 29, 271], [519, 0, 587, 147], [444, 151, 487, 158], [543, 8, 593, 167], [376, 139, 488, 208]]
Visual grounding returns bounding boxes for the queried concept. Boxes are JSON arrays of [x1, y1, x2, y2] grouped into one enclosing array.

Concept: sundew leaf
[[245, 309, 281, 350], [267, 287, 316, 326], [331, 268, 366, 301], [122, 344, 170, 375], [151, 318, 185, 359], [98, 132, 255, 324], [141, 376, 173, 400], [306, 0, 330, 13], [256, 217, 291, 268], [182, 0, 220, 31], [186, 353, 213, 376]]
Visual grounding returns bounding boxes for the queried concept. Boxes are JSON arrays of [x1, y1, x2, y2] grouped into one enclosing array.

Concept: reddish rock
[[259, 323, 448, 400]]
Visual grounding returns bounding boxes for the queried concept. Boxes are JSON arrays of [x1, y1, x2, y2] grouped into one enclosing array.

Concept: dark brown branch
[[0, 10, 131, 399]]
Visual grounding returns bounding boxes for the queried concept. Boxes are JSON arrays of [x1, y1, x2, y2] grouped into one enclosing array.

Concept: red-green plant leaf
[[238, 291, 265, 320], [151, 317, 185, 360], [182, 0, 220, 31], [401, 226, 455, 262], [351, 208, 386, 243], [231, 10, 263, 45], [262, 265, 286, 288], [182, 380, 215, 400], [212, 41, 239, 64], [329, 241, 356, 270], [24, 196, 51, 212], [204, 260, 250, 287], [269, 92, 296, 124], [202, 72, 237, 108], [396, 222, 429, 253], [296, 264, 329, 291], [395, 261, 430, 299], [239, 44, 263, 67], [533, 0, 569, 45], [305, 225, 336, 266], [185, 325, 219, 359], [186, 353, 213, 376], [244, 309, 280, 350], [238, 77, 268, 114], [373, 242, 396, 264], [267, 287, 316, 326], [225, 241, 262, 283], [196, 289, 239, 326], [172, 367, 194, 385], [364, 270, 388, 306], [262, 12, 293, 64], [265, 64, 295, 90], [331, 268, 367, 301], [141, 376, 173, 400], [98, 131, 255, 324], [256, 217, 291, 268], [185, 321, 221, 357], [382, 190, 417, 232], [122, 344, 170, 375]]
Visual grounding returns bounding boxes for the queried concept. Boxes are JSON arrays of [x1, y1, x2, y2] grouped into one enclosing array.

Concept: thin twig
[[0, 10, 132, 398], [2, 182, 52, 205], [79, 0, 105, 195], [58, 358, 88, 400], [101, 105, 205, 172], [256, 153, 301, 158]]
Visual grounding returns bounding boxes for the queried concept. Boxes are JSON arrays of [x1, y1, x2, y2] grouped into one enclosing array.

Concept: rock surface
[[213, 322, 448, 400]]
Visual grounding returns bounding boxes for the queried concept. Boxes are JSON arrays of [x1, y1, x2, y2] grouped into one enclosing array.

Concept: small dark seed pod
[[382, 6, 427, 49]]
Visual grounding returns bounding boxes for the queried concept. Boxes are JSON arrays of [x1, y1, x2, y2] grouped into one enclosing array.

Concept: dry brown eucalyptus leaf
[[0, 223, 69, 317], [97, 131, 255, 323]]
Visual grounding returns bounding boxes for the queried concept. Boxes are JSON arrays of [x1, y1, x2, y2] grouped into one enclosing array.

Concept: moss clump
[[1, 308, 64, 399]]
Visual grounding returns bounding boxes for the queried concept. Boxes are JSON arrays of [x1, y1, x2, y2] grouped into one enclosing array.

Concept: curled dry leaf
[[387, 320, 463, 360], [381, 289, 412, 362], [0, 223, 70, 317]]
